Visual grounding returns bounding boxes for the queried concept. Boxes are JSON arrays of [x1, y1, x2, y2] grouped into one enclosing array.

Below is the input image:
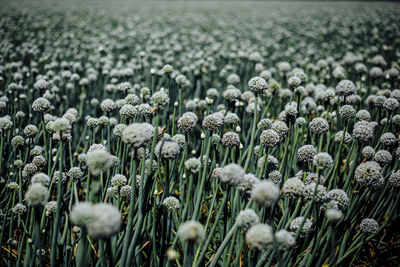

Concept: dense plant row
[[1, 2, 400, 266]]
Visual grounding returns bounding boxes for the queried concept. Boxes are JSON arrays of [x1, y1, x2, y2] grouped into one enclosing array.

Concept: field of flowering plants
[[1, 1, 400, 266]]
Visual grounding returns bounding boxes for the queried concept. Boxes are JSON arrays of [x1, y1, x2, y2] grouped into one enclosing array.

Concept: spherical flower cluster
[[221, 132, 240, 147], [224, 112, 240, 125], [111, 174, 127, 187], [334, 131, 352, 144], [236, 209, 259, 231], [288, 76, 301, 89], [295, 117, 307, 127], [23, 163, 37, 176], [257, 155, 279, 171], [356, 110, 371, 121], [355, 161, 384, 188], [119, 104, 137, 119], [359, 218, 379, 234], [125, 94, 140, 106], [52, 171, 67, 184], [389, 170, 400, 187], [222, 89, 241, 103], [113, 124, 127, 138], [32, 97, 51, 112], [380, 132, 397, 146], [209, 167, 222, 180], [297, 145, 317, 162], [271, 121, 289, 136], [220, 163, 245, 185], [257, 119, 272, 131], [227, 73, 240, 84], [0, 116, 13, 130], [67, 167, 83, 180], [120, 185, 132, 201], [246, 224, 274, 250], [31, 173, 50, 187], [11, 136, 25, 148], [202, 113, 224, 131], [336, 80, 356, 96], [175, 74, 187, 85], [282, 177, 305, 198], [303, 183, 327, 202], [71, 202, 121, 239], [87, 118, 99, 128], [24, 125, 39, 137], [251, 180, 280, 206], [268, 170, 282, 184], [13, 203, 27, 215], [155, 139, 180, 159], [290, 217, 313, 236], [246, 102, 261, 115], [353, 121, 373, 142], [25, 184, 49, 206], [327, 189, 349, 209], [206, 88, 219, 99], [248, 76, 268, 94], [7, 182, 19, 190], [313, 152, 333, 168], [52, 118, 70, 132], [163, 196, 180, 212], [162, 64, 174, 74], [151, 90, 170, 109], [45, 201, 57, 216], [374, 150, 392, 165], [86, 150, 113, 176], [177, 112, 198, 132], [383, 98, 399, 112], [100, 99, 116, 112], [275, 230, 295, 251], [177, 220, 205, 243], [325, 209, 343, 223], [309, 117, 329, 135], [122, 123, 154, 148], [362, 146, 375, 159], [107, 187, 119, 198], [339, 105, 356, 120], [295, 171, 326, 185], [260, 129, 280, 147], [185, 158, 201, 173], [32, 155, 46, 167]]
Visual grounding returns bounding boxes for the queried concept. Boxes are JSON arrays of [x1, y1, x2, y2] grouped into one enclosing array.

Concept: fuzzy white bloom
[[251, 181, 280, 206], [155, 139, 181, 159], [283, 177, 305, 198], [122, 123, 154, 148], [86, 150, 113, 176], [275, 230, 295, 250], [236, 209, 259, 230], [220, 163, 245, 185], [71, 202, 95, 227], [178, 220, 205, 243], [31, 173, 50, 187], [25, 184, 49, 206], [325, 209, 343, 223], [86, 204, 121, 239], [246, 224, 274, 250]]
